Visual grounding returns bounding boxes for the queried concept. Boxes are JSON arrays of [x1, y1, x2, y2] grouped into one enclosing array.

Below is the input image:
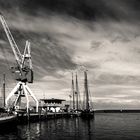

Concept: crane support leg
[[14, 92, 21, 107], [22, 83, 29, 113], [5, 82, 21, 106], [5, 82, 39, 113], [25, 85, 39, 112]]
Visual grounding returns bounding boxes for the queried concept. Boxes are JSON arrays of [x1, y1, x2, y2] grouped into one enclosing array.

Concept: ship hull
[[0, 115, 17, 129], [81, 110, 94, 118]]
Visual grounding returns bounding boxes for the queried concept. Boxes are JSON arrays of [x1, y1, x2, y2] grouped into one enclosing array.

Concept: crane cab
[[11, 66, 33, 83]]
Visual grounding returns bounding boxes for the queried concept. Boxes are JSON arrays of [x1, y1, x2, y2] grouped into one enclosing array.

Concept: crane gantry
[[0, 15, 38, 113]]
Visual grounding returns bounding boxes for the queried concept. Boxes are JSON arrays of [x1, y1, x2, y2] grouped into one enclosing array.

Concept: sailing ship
[[81, 71, 94, 118], [69, 73, 81, 116]]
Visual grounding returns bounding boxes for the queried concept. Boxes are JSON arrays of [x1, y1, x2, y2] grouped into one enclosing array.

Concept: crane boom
[[0, 15, 22, 66]]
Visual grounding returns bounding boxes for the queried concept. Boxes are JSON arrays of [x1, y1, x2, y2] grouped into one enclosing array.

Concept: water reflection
[[17, 122, 42, 140], [81, 118, 95, 140], [1, 113, 140, 140], [17, 118, 95, 140], [0, 124, 17, 140], [36, 122, 41, 137]]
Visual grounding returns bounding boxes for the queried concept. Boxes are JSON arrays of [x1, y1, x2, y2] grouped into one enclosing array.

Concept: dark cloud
[[0, 0, 140, 22], [0, 27, 77, 81], [32, 34, 77, 78]]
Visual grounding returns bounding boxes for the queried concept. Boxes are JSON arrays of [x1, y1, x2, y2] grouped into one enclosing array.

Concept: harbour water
[[1, 113, 140, 140]]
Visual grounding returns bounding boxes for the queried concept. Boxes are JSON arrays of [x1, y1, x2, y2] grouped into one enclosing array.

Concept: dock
[[17, 112, 80, 123]]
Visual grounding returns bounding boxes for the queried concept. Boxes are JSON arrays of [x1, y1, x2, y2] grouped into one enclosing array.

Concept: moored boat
[[0, 110, 17, 130], [0, 114, 17, 125]]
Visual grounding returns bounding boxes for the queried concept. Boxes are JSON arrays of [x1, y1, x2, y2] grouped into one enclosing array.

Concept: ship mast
[[84, 71, 90, 110], [75, 73, 79, 110], [3, 73, 5, 108], [72, 73, 75, 110]]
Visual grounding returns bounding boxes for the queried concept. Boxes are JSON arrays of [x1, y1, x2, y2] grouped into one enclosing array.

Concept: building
[[40, 98, 66, 113]]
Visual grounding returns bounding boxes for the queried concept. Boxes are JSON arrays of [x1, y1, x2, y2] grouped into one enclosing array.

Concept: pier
[[17, 112, 80, 123]]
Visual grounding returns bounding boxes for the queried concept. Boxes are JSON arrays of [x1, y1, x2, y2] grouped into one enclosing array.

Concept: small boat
[[0, 109, 17, 130], [0, 114, 17, 125], [0, 74, 17, 129]]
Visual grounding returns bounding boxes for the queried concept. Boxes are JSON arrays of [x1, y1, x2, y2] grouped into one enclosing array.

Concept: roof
[[40, 98, 66, 104]]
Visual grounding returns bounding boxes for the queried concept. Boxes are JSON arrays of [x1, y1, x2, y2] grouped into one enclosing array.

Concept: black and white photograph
[[0, 0, 140, 139]]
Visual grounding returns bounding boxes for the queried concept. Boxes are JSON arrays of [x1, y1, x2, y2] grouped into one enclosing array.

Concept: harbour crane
[[0, 15, 38, 112]]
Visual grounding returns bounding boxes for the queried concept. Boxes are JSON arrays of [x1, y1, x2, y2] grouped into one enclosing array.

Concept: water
[[1, 113, 140, 140]]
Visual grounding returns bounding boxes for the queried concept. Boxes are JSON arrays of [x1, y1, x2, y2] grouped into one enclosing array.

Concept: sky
[[0, 0, 140, 109]]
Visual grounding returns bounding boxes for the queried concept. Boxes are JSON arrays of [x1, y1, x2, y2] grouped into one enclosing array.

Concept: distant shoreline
[[94, 110, 140, 113]]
